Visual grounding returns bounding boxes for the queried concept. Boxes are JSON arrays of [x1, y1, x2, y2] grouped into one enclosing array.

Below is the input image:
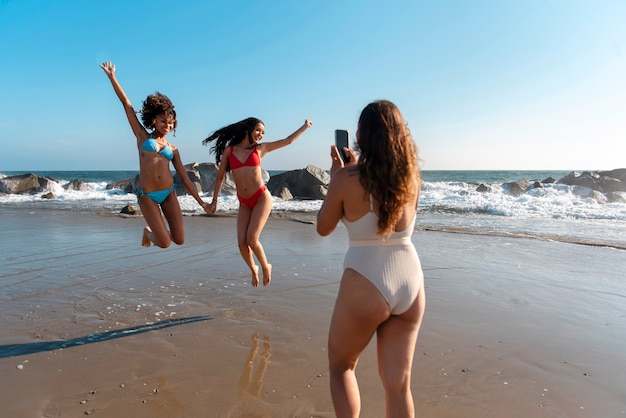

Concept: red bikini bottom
[[237, 185, 267, 209]]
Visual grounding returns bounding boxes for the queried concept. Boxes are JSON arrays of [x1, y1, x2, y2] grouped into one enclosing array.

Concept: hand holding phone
[[335, 129, 350, 163]]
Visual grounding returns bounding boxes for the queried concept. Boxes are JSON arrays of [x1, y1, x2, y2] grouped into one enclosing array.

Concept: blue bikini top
[[141, 137, 174, 160]]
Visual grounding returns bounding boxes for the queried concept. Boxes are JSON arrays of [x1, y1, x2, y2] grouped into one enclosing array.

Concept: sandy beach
[[0, 209, 625, 417]]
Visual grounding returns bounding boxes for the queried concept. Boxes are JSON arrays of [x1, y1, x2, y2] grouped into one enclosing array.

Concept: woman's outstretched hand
[[99, 61, 115, 76]]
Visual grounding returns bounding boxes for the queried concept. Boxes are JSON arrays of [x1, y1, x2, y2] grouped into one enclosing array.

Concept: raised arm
[[100, 61, 147, 145], [257, 119, 313, 156]]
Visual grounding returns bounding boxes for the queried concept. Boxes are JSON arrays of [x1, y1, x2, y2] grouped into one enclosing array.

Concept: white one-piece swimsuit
[[342, 201, 423, 315]]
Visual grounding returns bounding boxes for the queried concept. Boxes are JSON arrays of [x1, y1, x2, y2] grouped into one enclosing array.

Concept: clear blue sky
[[1, 0, 624, 171]]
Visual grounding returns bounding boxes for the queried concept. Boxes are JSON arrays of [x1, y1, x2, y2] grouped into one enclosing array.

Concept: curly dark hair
[[356, 100, 420, 236], [201, 117, 264, 168], [140, 91, 177, 132]]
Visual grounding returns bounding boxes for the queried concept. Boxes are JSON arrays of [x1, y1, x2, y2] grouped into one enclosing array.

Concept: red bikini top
[[228, 145, 261, 169]]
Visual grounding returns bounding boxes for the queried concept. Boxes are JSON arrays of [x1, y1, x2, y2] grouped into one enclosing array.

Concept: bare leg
[[251, 265, 260, 288], [138, 195, 171, 248], [377, 280, 425, 418], [160, 192, 185, 245], [237, 204, 260, 287], [246, 191, 273, 286], [328, 269, 390, 417], [262, 263, 272, 287], [237, 191, 273, 287]]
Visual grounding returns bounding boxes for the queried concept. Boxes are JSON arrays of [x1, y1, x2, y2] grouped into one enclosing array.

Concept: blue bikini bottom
[[137, 185, 175, 204]]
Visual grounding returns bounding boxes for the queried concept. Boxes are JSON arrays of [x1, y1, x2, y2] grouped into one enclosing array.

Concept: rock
[[586, 190, 608, 204], [476, 183, 492, 193], [598, 168, 626, 183], [0, 173, 55, 194], [596, 174, 626, 193], [192, 163, 224, 193], [274, 185, 293, 200], [174, 164, 202, 196], [502, 179, 530, 197], [63, 179, 89, 191], [106, 177, 137, 194], [559, 171, 598, 189], [541, 176, 557, 184], [267, 165, 329, 199], [607, 191, 626, 203], [313, 184, 328, 199], [120, 205, 141, 216], [558, 169, 626, 193], [99, 163, 328, 201], [41, 191, 55, 199]]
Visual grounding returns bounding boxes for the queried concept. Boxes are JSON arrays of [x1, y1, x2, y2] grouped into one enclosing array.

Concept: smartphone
[[334, 129, 350, 163]]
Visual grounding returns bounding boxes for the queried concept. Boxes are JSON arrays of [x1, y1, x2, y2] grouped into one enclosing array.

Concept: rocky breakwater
[[476, 168, 626, 203], [104, 163, 330, 201], [0, 163, 330, 201], [0, 172, 90, 199]]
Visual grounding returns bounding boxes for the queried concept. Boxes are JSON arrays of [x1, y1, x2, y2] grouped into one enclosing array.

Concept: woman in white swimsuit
[[317, 100, 425, 418]]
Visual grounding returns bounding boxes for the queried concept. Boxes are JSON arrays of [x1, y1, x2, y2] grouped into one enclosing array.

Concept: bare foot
[[251, 265, 260, 288], [262, 264, 272, 287], [142, 226, 152, 247]]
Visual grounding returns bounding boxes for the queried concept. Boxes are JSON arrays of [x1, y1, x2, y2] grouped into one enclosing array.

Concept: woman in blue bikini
[[317, 100, 425, 417], [100, 61, 210, 248], [202, 117, 312, 287]]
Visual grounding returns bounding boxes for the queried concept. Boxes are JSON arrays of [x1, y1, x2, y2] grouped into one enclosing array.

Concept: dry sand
[[0, 209, 624, 417]]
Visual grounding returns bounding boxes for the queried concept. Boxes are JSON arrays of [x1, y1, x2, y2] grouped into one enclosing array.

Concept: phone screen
[[335, 129, 350, 162]]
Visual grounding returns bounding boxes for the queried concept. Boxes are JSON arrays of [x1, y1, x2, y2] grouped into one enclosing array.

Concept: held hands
[[208, 200, 217, 214], [200, 201, 212, 215], [99, 61, 116, 77]]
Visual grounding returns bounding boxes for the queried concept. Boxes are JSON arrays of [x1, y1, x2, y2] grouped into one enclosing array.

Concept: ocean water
[[1, 169, 625, 249]]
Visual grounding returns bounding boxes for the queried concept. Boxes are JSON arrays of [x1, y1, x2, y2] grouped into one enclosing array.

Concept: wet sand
[[0, 209, 625, 417]]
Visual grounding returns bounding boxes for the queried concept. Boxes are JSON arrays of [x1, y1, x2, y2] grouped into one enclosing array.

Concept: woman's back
[[338, 166, 417, 236]]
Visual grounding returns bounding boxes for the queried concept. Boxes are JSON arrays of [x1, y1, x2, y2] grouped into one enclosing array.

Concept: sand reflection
[[225, 331, 273, 417], [238, 331, 272, 398]]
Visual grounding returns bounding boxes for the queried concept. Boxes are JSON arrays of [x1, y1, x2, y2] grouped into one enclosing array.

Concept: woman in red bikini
[[202, 118, 313, 287]]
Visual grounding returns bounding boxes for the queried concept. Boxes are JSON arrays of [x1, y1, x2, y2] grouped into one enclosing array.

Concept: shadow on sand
[[0, 316, 212, 358]]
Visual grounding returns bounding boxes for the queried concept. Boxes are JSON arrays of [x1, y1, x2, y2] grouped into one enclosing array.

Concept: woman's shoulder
[[166, 139, 178, 151], [333, 166, 360, 182], [329, 167, 361, 193]]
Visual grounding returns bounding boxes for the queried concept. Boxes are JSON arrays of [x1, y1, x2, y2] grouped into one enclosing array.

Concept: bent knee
[[154, 233, 173, 248], [171, 234, 185, 246], [155, 240, 172, 249]]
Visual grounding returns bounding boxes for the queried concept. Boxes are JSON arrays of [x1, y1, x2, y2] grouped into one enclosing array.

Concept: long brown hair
[[202, 117, 264, 168], [356, 100, 420, 236]]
